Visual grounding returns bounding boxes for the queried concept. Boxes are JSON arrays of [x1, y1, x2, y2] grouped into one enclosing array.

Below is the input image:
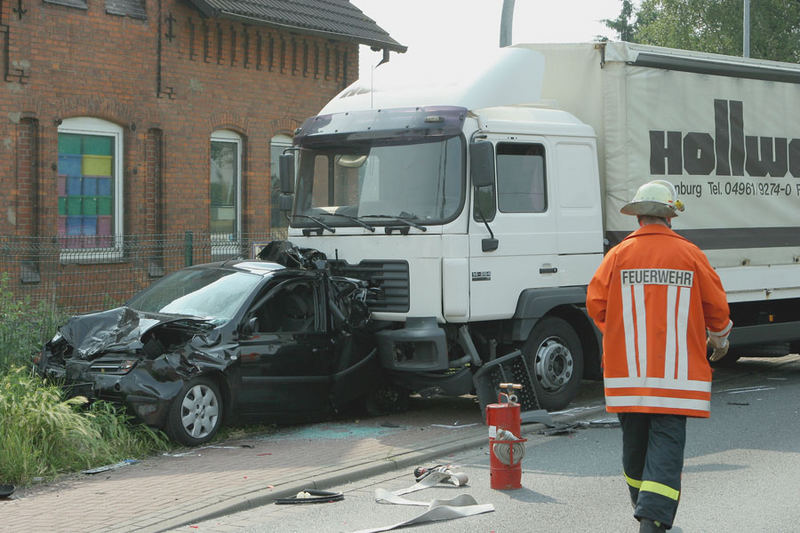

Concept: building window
[[105, 0, 146, 19], [57, 118, 123, 255], [44, 0, 88, 10], [270, 134, 292, 234], [210, 130, 242, 253], [496, 143, 547, 213]]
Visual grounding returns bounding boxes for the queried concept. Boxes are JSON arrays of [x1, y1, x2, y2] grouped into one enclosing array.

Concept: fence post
[[184, 231, 193, 266]]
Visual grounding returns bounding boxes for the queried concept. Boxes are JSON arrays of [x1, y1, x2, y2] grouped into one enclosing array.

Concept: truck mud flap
[[472, 350, 545, 418]]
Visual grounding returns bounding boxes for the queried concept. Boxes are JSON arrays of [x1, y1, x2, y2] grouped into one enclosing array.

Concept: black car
[[36, 258, 380, 445]]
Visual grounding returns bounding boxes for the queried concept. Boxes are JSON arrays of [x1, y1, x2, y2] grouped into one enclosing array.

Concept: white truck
[[277, 42, 800, 412]]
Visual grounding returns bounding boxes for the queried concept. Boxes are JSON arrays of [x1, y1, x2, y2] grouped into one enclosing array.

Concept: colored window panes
[[97, 215, 112, 236], [97, 177, 112, 196], [66, 216, 82, 235], [66, 176, 82, 196], [58, 134, 82, 154], [82, 216, 97, 235], [59, 154, 82, 177], [97, 197, 112, 215], [67, 196, 82, 215], [82, 155, 112, 176], [57, 123, 119, 251], [83, 135, 113, 155], [82, 177, 98, 195], [83, 196, 98, 215]]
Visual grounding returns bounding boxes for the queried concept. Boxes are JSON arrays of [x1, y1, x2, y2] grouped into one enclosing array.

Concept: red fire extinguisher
[[486, 383, 527, 490]]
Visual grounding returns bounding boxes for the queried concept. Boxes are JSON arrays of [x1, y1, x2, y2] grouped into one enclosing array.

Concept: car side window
[[251, 281, 319, 333]]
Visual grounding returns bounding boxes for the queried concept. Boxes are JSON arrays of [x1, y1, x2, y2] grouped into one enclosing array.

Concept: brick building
[[0, 0, 404, 310]]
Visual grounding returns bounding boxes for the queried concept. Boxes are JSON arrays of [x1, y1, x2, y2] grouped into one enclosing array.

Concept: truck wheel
[[522, 317, 584, 411], [166, 377, 223, 446]]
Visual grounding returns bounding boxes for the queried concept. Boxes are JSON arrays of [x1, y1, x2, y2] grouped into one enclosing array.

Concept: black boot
[[639, 518, 667, 532]]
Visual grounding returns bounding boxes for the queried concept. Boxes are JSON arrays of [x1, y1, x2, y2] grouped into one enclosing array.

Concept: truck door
[[468, 139, 560, 320]]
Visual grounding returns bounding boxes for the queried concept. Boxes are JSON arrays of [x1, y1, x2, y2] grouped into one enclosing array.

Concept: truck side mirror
[[279, 193, 294, 212], [279, 153, 295, 194], [470, 141, 495, 188]]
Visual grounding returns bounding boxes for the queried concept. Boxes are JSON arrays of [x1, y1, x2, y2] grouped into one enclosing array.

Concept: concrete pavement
[[1, 393, 606, 533]]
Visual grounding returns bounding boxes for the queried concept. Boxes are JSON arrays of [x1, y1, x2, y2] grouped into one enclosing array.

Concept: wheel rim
[[533, 336, 574, 392], [180, 384, 219, 439]]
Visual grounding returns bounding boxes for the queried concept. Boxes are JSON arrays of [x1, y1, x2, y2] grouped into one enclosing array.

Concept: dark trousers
[[618, 413, 687, 529]]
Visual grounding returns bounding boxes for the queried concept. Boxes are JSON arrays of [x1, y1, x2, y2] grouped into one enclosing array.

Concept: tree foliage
[[603, 0, 800, 63]]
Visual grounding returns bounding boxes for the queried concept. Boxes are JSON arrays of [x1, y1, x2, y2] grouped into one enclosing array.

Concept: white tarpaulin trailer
[[524, 42, 800, 297]]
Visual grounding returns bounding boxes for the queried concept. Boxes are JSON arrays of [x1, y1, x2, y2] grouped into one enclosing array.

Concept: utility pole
[[500, 0, 515, 47], [743, 0, 750, 57]]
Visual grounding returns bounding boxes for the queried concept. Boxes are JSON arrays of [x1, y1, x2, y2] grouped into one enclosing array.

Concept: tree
[[602, 0, 638, 42], [604, 0, 800, 63]]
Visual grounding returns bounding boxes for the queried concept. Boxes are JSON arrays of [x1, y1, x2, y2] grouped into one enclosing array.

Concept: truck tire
[[522, 317, 584, 411], [166, 376, 223, 446]]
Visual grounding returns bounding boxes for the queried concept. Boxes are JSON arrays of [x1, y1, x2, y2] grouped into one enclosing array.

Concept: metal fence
[[0, 231, 284, 314]]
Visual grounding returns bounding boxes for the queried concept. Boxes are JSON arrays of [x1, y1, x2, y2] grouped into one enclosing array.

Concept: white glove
[[707, 322, 732, 362], [707, 336, 730, 362]]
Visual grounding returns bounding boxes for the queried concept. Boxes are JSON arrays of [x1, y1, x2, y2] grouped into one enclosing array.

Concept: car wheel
[[522, 317, 584, 412], [166, 377, 223, 446]]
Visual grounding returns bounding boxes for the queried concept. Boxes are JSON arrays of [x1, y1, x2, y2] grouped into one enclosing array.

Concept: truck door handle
[[539, 267, 558, 274]]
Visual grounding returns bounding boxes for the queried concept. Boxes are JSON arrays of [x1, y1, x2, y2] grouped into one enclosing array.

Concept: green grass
[[0, 275, 170, 486], [0, 366, 170, 485]]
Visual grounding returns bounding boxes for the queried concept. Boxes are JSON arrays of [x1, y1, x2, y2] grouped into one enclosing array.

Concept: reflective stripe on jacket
[[586, 224, 731, 418]]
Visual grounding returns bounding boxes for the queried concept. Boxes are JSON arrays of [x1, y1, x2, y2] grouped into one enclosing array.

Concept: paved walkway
[[1, 397, 605, 533]]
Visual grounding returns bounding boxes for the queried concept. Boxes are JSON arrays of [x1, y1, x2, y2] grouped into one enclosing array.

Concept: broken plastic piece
[[274, 489, 344, 504], [82, 459, 138, 474]]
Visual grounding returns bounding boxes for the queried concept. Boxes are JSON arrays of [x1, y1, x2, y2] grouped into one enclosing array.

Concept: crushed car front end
[[37, 307, 223, 428]]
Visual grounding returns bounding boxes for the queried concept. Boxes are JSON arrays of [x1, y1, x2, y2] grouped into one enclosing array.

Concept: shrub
[[0, 273, 67, 373], [0, 367, 169, 485]]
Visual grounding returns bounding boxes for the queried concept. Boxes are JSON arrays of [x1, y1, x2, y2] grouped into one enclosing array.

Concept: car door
[[236, 276, 335, 416]]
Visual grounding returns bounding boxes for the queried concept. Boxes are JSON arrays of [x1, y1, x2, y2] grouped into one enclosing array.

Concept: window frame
[[495, 142, 548, 214], [210, 130, 243, 253], [57, 117, 124, 260]]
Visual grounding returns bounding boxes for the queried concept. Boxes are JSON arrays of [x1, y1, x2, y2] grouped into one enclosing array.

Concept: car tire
[[166, 376, 223, 446], [522, 317, 584, 412]]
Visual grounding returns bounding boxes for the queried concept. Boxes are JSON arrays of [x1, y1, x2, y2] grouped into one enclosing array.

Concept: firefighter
[[586, 180, 732, 532]]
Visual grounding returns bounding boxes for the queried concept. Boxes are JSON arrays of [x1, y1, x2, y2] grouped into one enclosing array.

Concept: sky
[[350, 0, 635, 79]]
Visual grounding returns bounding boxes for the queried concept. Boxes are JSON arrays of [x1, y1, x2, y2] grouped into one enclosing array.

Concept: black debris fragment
[[275, 489, 344, 504]]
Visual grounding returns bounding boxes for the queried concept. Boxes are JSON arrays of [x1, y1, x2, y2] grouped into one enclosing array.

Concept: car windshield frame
[[126, 267, 264, 324]]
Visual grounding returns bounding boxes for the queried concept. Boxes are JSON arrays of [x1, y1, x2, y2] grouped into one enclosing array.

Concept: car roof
[[187, 259, 290, 277]]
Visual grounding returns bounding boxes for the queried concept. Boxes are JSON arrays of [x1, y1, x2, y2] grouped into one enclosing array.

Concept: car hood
[[58, 306, 215, 360]]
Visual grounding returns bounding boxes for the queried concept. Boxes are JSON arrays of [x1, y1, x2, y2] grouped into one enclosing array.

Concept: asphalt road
[[175, 354, 800, 533]]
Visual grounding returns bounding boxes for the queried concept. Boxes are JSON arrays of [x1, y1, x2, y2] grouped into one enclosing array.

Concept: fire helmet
[[620, 180, 685, 218]]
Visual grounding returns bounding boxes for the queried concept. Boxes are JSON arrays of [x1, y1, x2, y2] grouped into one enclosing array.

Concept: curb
[[147, 403, 607, 532]]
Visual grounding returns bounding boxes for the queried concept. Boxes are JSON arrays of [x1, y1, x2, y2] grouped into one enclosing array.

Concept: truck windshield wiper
[[291, 214, 336, 234], [359, 214, 427, 232], [320, 212, 375, 232]]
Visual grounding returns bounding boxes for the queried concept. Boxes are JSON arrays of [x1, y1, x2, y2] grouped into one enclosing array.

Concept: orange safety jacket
[[586, 224, 731, 418]]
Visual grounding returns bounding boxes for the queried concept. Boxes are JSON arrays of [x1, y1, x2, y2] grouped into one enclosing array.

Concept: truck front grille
[[330, 260, 410, 313]]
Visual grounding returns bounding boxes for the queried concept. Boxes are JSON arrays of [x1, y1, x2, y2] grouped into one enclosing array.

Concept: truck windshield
[[292, 136, 465, 227]]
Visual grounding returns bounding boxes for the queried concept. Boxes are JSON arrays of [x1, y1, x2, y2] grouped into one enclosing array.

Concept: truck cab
[[279, 47, 604, 411]]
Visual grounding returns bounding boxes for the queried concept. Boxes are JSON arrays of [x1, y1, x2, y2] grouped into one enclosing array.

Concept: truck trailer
[[277, 42, 800, 412]]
